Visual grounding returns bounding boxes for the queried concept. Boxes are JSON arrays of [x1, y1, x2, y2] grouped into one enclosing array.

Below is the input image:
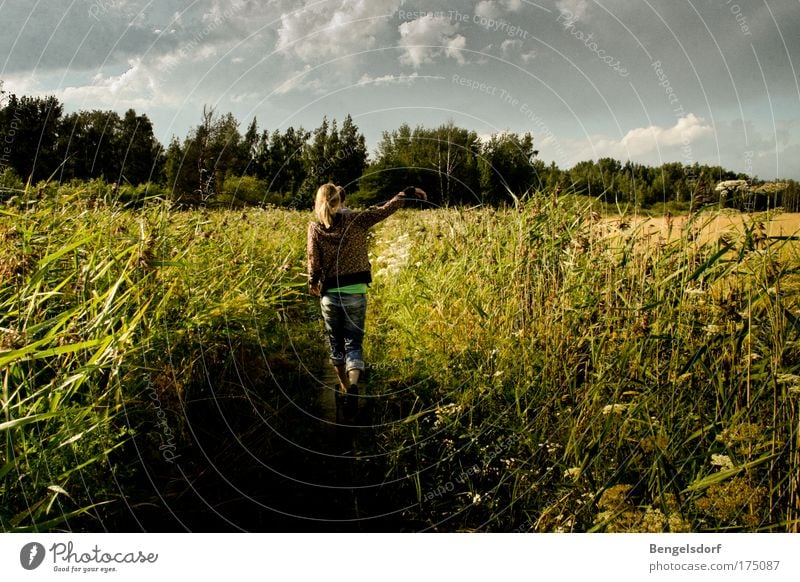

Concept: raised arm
[[353, 187, 427, 229]]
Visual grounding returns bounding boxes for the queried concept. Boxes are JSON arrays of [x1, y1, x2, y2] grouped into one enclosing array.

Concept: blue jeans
[[320, 293, 366, 373]]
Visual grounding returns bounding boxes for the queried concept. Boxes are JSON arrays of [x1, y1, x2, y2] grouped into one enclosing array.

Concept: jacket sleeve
[[352, 195, 405, 229], [307, 222, 323, 286]]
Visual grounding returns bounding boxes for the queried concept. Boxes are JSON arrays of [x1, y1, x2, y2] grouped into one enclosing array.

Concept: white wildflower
[[547, 442, 561, 454], [715, 180, 749, 195], [777, 374, 800, 394], [602, 404, 628, 415], [434, 403, 464, 427], [710, 454, 734, 470], [374, 232, 413, 277]]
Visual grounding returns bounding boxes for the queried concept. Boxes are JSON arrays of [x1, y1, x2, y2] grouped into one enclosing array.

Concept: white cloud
[[501, 0, 523, 11], [398, 14, 468, 67], [498, 39, 535, 63], [562, 114, 714, 163], [273, 65, 326, 95], [55, 59, 163, 109], [501, 39, 524, 55], [475, 0, 522, 19], [228, 92, 262, 104], [358, 72, 442, 86], [275, 0, 403, 63], [475, 1, 500, 19], [610, 113, 713, 156], [445, 34, 468, 64], [556, 0, 589, 20]]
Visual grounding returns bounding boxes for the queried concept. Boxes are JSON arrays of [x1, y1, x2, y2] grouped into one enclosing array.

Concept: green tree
[[570, 160, 604, 200], [267, 126, 309, 200], [164, 107, 243, 205], [335, 114, 368, 189], [163, 137, 187, 199], [240, 117, 259, 175], [363, 122, 482, 206], [0, 93, 63, 183], [480, 132, 537, 204], [58, 110, 121, 182], [118, 109, 163, 185]]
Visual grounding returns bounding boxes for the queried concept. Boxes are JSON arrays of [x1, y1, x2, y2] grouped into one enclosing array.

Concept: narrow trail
[[119, 363, 415, 532]]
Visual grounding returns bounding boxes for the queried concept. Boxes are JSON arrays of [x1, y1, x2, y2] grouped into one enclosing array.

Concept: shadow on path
[[113, 364, 419, 532]]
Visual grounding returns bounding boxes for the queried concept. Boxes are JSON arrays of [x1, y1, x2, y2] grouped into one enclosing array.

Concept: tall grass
[[1, 190, 311, 531], [2, 187, 797, 532], [363, 196, 799, 531]]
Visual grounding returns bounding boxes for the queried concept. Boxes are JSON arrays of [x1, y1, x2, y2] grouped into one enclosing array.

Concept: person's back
[[307, 200, 404, 294], [306, 183, 425, 421]]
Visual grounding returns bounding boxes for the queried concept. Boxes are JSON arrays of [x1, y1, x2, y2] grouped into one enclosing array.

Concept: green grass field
[[1, 188, 798, 532]]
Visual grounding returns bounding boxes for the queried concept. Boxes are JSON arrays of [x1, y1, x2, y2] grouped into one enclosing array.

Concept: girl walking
[[307, 183, 425, 416]]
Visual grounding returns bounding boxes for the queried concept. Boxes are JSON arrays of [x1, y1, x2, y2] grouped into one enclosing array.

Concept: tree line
[[2, 85, 798, 211]]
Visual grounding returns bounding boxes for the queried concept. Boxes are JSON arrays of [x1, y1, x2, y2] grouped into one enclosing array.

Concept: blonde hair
[[314, 183, 342, 228]]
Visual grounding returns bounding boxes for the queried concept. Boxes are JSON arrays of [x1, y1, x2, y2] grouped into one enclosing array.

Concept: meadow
[[1, 186, 798, 532]]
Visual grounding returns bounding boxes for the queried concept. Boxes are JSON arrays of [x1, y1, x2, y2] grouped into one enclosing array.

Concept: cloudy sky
[[2, 0, 799, 178]]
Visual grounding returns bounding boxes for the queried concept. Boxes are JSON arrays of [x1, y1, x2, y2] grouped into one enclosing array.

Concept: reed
[[1, 190, 309, 531], [363, 196, 799, 532], [2, 186, 797, 532]]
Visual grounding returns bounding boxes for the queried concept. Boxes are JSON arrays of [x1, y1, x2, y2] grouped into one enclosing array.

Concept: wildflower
[[753, 181, 788, 194], [715, 180, 749, 196], [0, 327, 25, 351], [602, 404, 628, 415], [641, 508, 667, 533], [471, 492, 482, 505], [695, 477, 766, 527], [777, 374, 800, 388], [433, 403, 463, 427], [668, 513, 692, 533], [710, 454, 734, 470], [598, 484, 633, 511], [640, 434, 668, 453], [595, 484, 643, 532], [716, 423, 763, 447]]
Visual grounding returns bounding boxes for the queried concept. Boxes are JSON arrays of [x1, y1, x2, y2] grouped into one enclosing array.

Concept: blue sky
[[2, 0, 799, 179]]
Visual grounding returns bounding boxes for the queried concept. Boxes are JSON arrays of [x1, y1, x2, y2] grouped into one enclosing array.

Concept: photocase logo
[[20, 542, 46, 570]]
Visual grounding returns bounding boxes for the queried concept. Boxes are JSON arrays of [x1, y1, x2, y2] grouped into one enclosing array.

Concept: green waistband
[[325, 283, 368, 294]]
